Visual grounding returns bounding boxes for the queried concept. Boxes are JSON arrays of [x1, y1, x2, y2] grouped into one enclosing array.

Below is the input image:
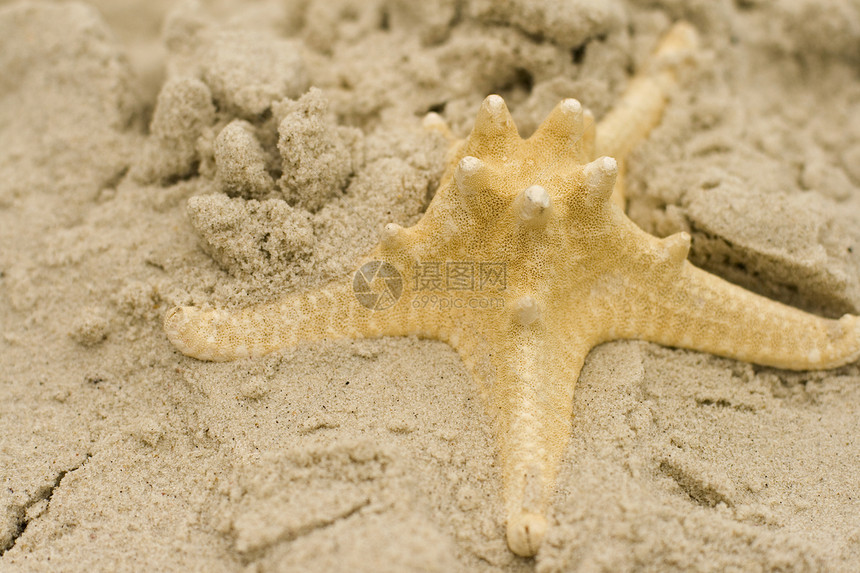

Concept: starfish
[[164, 23, 860, 556]]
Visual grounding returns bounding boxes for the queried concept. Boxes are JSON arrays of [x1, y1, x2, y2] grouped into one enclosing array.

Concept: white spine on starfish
[[422, 111, 446, 130], [513, 295, 541, 326], [583, 156, 618, 206], [455, 156, 484, 194], [560, 98, 582, 121], [516, 185, 552, 225], [529, 97, 595, 166], [542, 98, 583, 142], [467, 94, 520, 160]]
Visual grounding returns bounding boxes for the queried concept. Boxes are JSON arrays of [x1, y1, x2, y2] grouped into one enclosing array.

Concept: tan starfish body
[[164, 23, 860, 556]]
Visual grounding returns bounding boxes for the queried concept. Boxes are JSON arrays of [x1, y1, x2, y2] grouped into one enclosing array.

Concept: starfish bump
[[164, 23, 860, 556]]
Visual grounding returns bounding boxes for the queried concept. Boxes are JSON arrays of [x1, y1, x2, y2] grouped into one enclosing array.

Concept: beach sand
[[1, 0, 859, 571]]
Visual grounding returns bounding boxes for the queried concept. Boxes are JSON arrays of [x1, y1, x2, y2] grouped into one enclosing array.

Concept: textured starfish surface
[[164, 23, 860, 557]]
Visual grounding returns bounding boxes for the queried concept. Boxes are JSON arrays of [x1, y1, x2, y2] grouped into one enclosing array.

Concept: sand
[[1, 0, 859, 571]]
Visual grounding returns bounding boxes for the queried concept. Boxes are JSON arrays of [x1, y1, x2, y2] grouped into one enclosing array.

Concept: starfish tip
[[506, 511, 548, 557], [164, 306, 199, 355], [380, 222, 406, 249], [164, 306, 189, 336]]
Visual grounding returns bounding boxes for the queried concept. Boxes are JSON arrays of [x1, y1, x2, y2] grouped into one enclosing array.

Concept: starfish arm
[[164, 278, 450, 361], [595, 22, 697, 208], [617, 263, 860, 370], [595, 21, 697, 162], [466, 325, 588, 557]]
